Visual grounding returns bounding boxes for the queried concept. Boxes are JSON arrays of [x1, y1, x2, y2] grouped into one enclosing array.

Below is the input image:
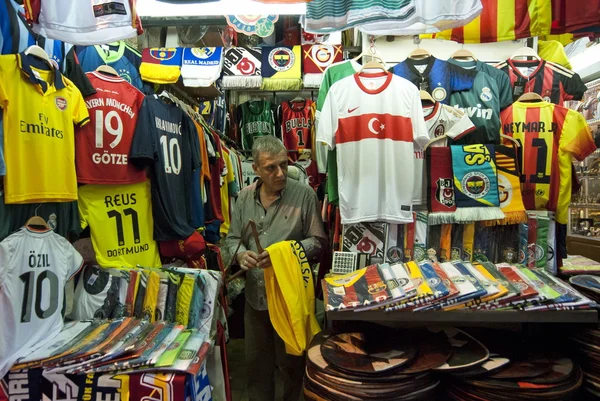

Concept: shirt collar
[[253, 179, 287, 202], [18, 52, 66, 92]]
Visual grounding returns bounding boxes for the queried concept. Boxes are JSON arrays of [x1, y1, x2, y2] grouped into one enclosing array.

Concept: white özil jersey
[[0, 227, 83, 378], [317, 72, 429, 224], [32, 0, 137, 46], [413, 102, 475, 205]]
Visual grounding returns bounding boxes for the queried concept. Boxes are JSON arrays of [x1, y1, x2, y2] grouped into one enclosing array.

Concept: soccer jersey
[[241, 158, 259, 188], [500, 101, 596, 224], [0, 53, 90, 204], [78, 180, 162, 268], [495, 59, 587, 104], [280, 99, 314, 161], [130, 95, 201, 241], [317, 72, 429, 224], [447, 59, 513, 145], [391, 56, 476, 104], [26, 0, 140, 46], [68, 43, 145, 92], [76, 72, 146, 184], [0, 227, 83, 379], [422, 0, 552, 43], [238, 100, 276, 150], [413, 103, 475, 205], [69, 265, 121, 320]]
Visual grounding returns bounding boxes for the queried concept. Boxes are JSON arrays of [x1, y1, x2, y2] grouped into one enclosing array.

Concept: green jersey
[[238, 100, 276, 150], [447, 60, 513, 145], [316, 60, 360, 205]]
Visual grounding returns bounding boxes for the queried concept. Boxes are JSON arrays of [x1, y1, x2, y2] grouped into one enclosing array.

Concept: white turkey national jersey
[[32, 0, 137, 46], [413, 102, 475, 205], [317, 72, 429, 224], [0, 227, 83, 378]]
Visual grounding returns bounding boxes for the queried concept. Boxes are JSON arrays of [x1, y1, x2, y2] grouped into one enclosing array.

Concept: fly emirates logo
[[20, 113, 64, 139]]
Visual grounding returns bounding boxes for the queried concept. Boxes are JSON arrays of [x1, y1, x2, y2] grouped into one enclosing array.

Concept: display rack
[[327, 310, 598, 324]]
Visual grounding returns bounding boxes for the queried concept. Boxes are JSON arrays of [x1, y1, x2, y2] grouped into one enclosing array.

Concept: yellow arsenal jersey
[[78, 180, 162, 269], [0, 53, 89, 203]]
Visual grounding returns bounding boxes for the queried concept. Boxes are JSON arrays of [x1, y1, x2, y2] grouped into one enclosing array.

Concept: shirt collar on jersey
[[18, 51, 66, 93]]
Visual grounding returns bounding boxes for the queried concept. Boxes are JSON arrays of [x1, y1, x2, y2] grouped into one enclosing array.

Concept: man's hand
[[236, 251, 260, 270], [256, 251, 272, 269]]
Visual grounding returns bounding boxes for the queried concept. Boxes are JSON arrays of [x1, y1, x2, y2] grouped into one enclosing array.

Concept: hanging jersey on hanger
[[392, 56, 476, 104], [280, 99, 314, 161], [238, 100, 276, 150], [24, 0, 141, 46], [130, 96, 202, 241], [317, 72, 429, 224], [447, 59, 513, 145], [500, 101, 596, 224], [495, 58, 587, 104], [413, 103, 475, 205], [76, 71, 147, 185], [67, 43, 145, 91]]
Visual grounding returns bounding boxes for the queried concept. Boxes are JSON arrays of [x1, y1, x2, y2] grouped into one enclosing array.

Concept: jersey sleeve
[[497, 71, 514, 110], [561, 111, 597, 161], [449, 63, 476, 92], [71, 87, 90, 127], [316, 87, 339, 149], [562, 70, 588, 101], [129, 97, 157, 167], [78, 191, 89, 230], [446, 109, 476, 141], [185, 115, 201, 172], [410, 89, 429, 149], [60, 237, 84, 280], [63, 48, 96, 97], [0, 237, 11, 286], [0, 57, 9, 108]]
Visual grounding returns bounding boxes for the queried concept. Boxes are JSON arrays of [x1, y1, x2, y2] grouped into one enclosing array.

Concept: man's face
[[253, 151, 288, 192]]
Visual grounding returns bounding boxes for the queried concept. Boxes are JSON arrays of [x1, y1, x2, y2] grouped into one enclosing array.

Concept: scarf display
[[302, 44, 343, 87], [427, 147, 456, 225], [527, 214, 538, 268], [261, 46, 302, 90], [414, 212, 428, 263], [385, 224, 404, 264], [440, 224, 452, 262], [463, 223, 475, 262], [450, 145, 505, 223], [140, 47, 183, 84], [518, 222, 529, 265], [181, 47, 223, 87], [222, 47, 262, 89], [536, 215, 550, 269], [484, 145, 527, 226]]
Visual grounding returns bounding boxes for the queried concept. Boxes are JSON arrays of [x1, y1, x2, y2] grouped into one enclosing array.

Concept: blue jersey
[[391, 56, 475, 104], [74, 44, 145, 91]]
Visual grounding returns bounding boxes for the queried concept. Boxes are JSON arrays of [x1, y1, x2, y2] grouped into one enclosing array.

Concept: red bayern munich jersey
[[76, 71, 146, 184], [280, 99, 314, 162]]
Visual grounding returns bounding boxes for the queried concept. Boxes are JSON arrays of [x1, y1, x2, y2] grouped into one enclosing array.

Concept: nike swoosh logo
[[348, 107, 359, 113]]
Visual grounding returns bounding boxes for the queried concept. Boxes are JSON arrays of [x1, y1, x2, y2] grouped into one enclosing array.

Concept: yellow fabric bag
[[264, 241, 320, 356]]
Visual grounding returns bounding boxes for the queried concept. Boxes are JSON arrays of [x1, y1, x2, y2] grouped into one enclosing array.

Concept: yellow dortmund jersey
[[219, 147, 236, 236], [78, 180, 162, 268], [0, 53, 89, 203], [501, 101, 596, 224]]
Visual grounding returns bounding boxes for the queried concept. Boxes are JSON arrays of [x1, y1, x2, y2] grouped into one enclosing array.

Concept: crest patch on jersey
[[55, 96, 67, 111]]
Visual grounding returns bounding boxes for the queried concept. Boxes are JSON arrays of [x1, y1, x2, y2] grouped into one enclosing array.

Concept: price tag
[[87, 273, 99, 286], [513, 81, 526, 100]]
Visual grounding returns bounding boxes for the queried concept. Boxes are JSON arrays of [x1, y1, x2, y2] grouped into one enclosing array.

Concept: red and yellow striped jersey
[[500, 101, 596, 224], [421, 0, 552, 43], [495, 59, 587, 104]]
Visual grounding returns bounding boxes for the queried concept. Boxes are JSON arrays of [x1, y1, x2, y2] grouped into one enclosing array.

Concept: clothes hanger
[[96, 64, 119, 76], [450, 46, 477, 61], [420, 90, 435, 103], [518, 91, 544, 102], [25, 204, 48, 228], [423, 135, 449, 151], [225, 219, 264, 284], [510, 46, 541, 61], [359, 60, 388, 73], [408, 45, 431, 60], [354, 35, 388, 70], [24, 45, 53, 68], [501, 134, 521, 148]]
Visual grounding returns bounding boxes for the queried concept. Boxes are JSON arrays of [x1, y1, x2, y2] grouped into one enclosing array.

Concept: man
[[225, 136, 327, 401]]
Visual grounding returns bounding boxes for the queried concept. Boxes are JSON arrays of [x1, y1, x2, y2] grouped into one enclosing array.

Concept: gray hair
[[251, 136, 287, 162]]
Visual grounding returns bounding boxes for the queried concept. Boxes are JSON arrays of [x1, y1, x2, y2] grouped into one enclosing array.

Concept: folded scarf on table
[[222, 47, 262, 89], [302, 44, 343, 87], [261, 46, 302, 90], [451, 144, 505, 222], [484, 145, 527, 226], [427, 147, 456, 225], [140, 47, 183, 84]]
